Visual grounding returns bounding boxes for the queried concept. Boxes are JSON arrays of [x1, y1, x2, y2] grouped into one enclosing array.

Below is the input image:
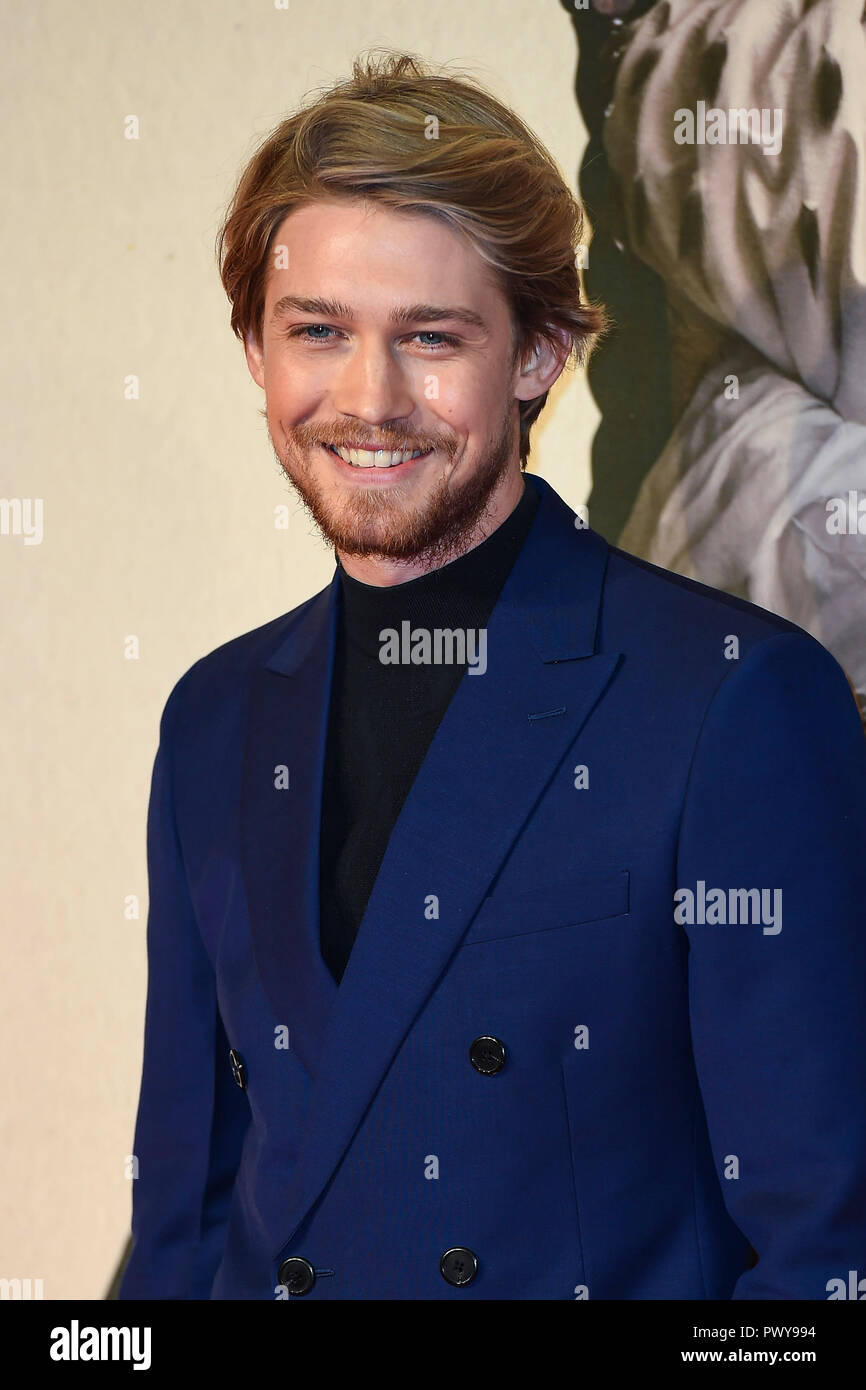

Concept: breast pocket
[[462, 868, 630, 946]]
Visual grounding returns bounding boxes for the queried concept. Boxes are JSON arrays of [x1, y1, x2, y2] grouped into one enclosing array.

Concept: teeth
[[330, 445, 426, 468]]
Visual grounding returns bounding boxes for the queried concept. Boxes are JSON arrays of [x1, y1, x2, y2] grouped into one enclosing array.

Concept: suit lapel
[[258, 473, 622, 1252], [239, 576, 341, 1078]]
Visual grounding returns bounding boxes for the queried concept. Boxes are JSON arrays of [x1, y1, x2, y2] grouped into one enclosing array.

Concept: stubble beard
[[272, 402, 519, 568]]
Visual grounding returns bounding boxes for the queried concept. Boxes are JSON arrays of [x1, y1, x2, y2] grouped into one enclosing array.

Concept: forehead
[[264, 197, 507, 317]]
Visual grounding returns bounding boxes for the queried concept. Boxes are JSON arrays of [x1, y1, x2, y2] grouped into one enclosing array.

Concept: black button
[[229, 1048, 247, 1089], [277, 1256, 316, 1295], [440, 1247, 478, 1286], [469, 1035, 506, 1074]]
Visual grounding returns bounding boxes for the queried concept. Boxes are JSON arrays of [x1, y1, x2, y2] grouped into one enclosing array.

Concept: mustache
[[290, 422, 457, 457]]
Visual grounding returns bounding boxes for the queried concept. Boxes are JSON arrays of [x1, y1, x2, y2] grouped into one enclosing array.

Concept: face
[[244, 197, 567, 583]]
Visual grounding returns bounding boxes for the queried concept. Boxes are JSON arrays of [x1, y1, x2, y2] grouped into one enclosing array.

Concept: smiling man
[[243, 196, 547, 580], [118, 52, 866, 1302]]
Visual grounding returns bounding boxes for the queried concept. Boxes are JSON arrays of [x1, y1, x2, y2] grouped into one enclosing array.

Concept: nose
[[330, 333, 417, 427]]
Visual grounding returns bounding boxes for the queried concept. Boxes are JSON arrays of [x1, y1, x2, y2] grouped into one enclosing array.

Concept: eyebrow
[[269, 295, 488, 332]]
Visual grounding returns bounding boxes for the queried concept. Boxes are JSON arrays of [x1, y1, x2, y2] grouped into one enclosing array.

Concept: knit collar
[[335, 478, 539, 635]]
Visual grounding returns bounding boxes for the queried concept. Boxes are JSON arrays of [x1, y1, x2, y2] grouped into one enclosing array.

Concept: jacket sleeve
[[676, 629, 866, 1300], [117, 679, 250, 1299]]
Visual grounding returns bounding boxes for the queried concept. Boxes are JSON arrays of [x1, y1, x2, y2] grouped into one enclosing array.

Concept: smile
[[325, 443, 431, 469]]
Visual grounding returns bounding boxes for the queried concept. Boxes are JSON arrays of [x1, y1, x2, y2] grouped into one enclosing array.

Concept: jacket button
[[277, 1256, 316, 1295], [440, 1247, 478, 1286], [229, 1048, 247, 1089], [469, 1035, 506, 1074]]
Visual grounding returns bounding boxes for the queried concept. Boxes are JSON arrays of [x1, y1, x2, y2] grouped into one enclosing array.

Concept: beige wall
[[0, 0, 597, 1298]]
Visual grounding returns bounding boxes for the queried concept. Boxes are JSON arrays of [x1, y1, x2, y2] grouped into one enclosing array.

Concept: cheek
[[264, 364, 318, 417], [429, 366, 489, 424], [433, 377, 498, 438]]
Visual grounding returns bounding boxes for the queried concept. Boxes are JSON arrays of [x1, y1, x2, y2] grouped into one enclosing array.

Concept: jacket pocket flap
[[464, 868, 630, 945]]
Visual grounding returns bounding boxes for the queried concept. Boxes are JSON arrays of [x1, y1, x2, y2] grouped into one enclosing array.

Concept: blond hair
[[216, 50, 606, 465]]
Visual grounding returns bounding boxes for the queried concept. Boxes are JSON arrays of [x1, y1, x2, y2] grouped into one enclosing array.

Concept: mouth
[[322, 443, 432, 471]]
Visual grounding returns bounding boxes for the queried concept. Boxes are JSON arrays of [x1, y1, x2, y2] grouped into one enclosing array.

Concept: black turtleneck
[[318, 478, 540, 984]]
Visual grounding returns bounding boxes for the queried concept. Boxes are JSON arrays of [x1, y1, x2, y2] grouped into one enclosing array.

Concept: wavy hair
[[216, 50, 607, 465]]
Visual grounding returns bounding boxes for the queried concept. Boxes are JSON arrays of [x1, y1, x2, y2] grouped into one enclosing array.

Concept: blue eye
[[292, 324, 334, 340], [286, 326, 460, 349], [414, 332, 461, 350]]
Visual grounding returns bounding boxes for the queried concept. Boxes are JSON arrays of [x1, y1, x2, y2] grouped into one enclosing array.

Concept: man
[[118, 52, 866, 1301]]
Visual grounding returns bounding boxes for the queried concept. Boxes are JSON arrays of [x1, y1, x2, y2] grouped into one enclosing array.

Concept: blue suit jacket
[[118, 471, 866, 1300]]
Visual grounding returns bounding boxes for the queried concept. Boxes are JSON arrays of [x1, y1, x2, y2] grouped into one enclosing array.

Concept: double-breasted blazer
[[118, 470, 866, 1300]]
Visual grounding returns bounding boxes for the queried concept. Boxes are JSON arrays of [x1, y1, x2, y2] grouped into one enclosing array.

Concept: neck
[[335, 467, 526, 587]]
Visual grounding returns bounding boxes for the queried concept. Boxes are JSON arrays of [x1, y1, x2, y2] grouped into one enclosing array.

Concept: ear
[[513, 328, 571, 402], [244, 330, 266, 390]]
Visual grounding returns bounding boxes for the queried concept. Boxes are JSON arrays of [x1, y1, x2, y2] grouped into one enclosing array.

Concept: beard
[[270, 401, 518, 568]]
